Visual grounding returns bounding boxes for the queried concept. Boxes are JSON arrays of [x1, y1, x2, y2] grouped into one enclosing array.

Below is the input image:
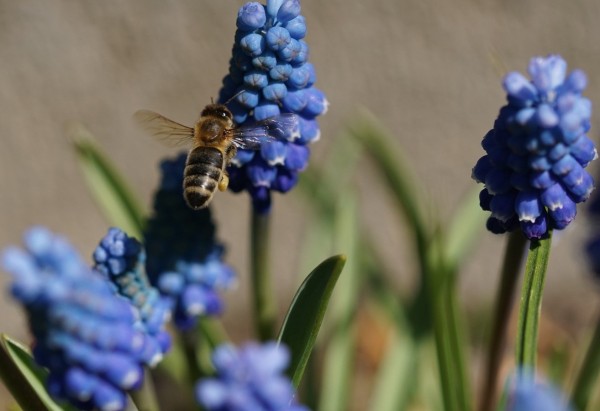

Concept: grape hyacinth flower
[[93, 227, 172, 358], [219, 0, 328, 213], [505, 371, 573, 411], [196, 342, 308, 411], [2, 227, 154, 411], [145, 154, 236, 330], [472, 55, 597, 239]]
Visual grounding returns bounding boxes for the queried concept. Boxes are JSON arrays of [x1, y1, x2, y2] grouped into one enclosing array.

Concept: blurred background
[[1, 0, 600, 409]]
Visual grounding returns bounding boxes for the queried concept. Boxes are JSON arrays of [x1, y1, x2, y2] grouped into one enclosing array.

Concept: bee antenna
[[223, 89, 246, 106]]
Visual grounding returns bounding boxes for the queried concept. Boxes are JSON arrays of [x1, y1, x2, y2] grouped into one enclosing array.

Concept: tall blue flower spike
[[144, 153, 236, 330], [93, 227, 172, 359], [472, 55, 597, 239], [219, 0, 327, 213], [196, 342, 309, 411], [505, 371, 573, 411], [1, 227, 154, 411]]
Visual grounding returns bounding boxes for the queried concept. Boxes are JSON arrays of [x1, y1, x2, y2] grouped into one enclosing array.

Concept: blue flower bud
[[284, 144, 309, 170], [285, 15, 306, 39], [269, 63, 293, 81], [291, 40, 309, 66], [230, 148, 255, 167], [277, 0, 301, 23], [503, 72, 538, 105], [236, 88, 260, 108], [240, 33, 266, 57], [298, 117, 320, 143], [278, 38, 301, 62], [254, 102, 280, 120], [261, 141, 287, 165], [282, 89, 307, 112], [237, 2, 267, 31], [263, 82, 288, 101], [266, 26, 291, 51], [287, 65, 312, 89], [252, 50, 278, 70], [244, 71, 270, 89], [247, 159, 278, 186], [302, 88, 328, 117]]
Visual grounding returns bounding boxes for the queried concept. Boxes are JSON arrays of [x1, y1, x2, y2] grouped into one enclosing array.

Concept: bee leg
[[218, 172, 229, 191]]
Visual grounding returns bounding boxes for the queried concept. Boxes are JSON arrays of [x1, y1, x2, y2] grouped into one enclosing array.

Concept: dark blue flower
[[505, 370, 573, 411], [144, 154, 236, 330], [2, 227, 154, 411], [219, 0, 327, 213], [196, 342, 308, 411], [93, 227, 172, 357], [473, 55, 597, 239]]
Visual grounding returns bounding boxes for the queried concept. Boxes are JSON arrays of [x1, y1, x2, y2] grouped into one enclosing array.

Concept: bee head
[[201, 104, 233, 121]]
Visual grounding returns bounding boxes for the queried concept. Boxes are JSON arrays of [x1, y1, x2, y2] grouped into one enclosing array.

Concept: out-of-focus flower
[[196, 342, 309, 411], [472, 55, 597, 239], [219, 0, 327, 213], [586, 177, 600, 276], [2, 227, 153, 411], [505, 371, 573, 411], [93, 227, 172, 357], [145, 154, 236, 330]]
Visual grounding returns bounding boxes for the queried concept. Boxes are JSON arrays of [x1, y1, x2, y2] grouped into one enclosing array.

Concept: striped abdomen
[[183, 146, 224, 209]]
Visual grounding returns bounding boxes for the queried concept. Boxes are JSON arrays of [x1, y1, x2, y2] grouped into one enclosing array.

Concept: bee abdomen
[[184, 147, 224, 209]]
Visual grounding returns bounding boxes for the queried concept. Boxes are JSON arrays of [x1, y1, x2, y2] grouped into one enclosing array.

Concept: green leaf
[[0, 334, 75, 411], [277, 255, 346, 387], [443, 186, 487, 270], [70, 124, 146, 239], [349, 111, 430, 257], [571, 313, 600, 411], [319, 195, 361, 411]]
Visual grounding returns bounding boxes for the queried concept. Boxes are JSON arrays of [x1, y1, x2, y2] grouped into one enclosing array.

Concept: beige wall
[[1, 0, 599, 406]]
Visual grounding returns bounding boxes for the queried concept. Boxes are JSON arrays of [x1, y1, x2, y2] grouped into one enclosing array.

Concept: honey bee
[[135, 104, 298, 209]]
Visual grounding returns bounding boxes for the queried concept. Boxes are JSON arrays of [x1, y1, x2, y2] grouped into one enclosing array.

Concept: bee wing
[[134, 109, 195, 146], [229, 114, 299, 150]]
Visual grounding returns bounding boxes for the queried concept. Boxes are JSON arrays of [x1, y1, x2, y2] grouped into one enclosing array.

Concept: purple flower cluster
[[473, 55, 597, 239], [196, 342, 308, 411], [93, 227, 172, 359], [144, 154, 236, 330], [2, 227, 156, 411], [219, 0, 327, 213]]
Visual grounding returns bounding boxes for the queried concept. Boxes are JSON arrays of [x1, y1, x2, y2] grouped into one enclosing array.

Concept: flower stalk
[[129, 369, 161, 411], [515, 231, 553, 368], [251, 210, 277, 341], [478, 231, 528, 411]]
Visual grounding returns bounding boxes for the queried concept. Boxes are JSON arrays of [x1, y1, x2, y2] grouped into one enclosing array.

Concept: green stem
[[251, 210, 277, 341], [130, 368, 161, 411], [181, 329, 202, 383], [571, 309, 600, 410], [515, 231, 553, 368], [478, 231, 527, 411]]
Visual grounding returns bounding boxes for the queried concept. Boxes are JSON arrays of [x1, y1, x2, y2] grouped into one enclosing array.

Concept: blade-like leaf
[[69, 124, 146, 239], [278, 255, 346, 387], [443, 186, 487, 270], [0, 334, 74, 411], [319, 195, 360, 411]]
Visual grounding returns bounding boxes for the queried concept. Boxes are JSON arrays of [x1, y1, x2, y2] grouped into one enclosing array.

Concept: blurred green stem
[[571, 309, 600, 410], [478, 231, 527, 411], [130, 368, 160, 411], [181, 328, 202, 383], [251, 210, 276, 341], [515, 232, 553, 368]]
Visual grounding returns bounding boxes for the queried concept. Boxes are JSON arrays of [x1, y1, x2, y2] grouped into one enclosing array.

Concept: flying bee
[[135, 103, 298, 210]]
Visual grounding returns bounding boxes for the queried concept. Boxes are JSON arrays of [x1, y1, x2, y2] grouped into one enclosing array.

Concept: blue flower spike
[[93, 227, 172, 360], [473, 55, 597, 239], [221, 0, 327, 213], [196, 342, 309, 411], [144, 154, 236, 330], [1, 227, 156, 411]]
